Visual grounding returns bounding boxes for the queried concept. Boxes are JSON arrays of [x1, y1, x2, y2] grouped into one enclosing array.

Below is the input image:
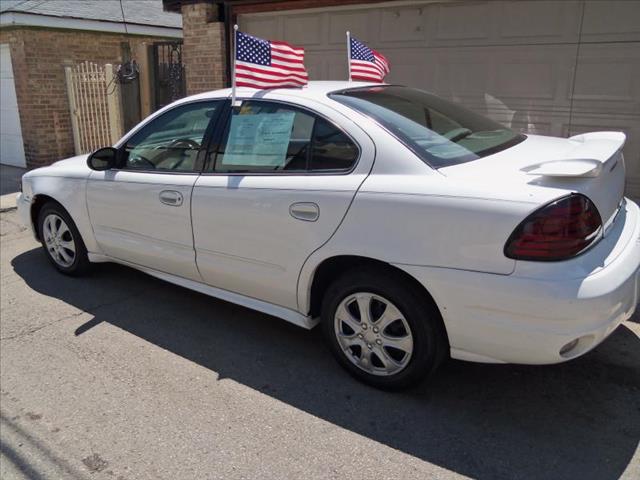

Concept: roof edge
[[0, 11, 182, 38]]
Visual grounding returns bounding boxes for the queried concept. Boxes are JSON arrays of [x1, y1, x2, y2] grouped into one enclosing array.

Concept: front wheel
[[38, 202, 90, 276], [321, 268, 447, 390]]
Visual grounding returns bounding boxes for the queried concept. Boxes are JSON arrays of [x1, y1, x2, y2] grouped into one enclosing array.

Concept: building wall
[[0, 27, 173, 168], [181, 2, 226, 95]]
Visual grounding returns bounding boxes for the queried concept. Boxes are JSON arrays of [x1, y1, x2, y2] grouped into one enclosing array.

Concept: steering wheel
[[168, 138, 200, 149], [128, 154, 155, 169], [444, 127, 472, 143], [157, 138, 201, 170]]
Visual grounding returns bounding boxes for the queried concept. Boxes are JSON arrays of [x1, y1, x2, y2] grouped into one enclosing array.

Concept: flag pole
[[231, 24, 238, 106], [346, 31, 352, 81]]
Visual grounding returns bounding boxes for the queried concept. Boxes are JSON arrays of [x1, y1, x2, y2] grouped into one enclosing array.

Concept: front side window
[[329, 86, 525, 168], [213, 101, 358, 173], [122, 101, 220, 171]]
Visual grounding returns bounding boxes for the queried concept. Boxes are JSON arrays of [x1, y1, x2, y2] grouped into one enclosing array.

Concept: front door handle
[[290, 202, 319, 222], [159, 190, 183, 206]]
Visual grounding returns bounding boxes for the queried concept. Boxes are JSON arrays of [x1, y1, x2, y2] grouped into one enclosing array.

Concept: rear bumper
[[398, 198, 640, 364]]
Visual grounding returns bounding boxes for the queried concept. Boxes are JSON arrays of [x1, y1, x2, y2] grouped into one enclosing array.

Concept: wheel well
[[30, 194, 59, 240], [308, 255, 440, 319]]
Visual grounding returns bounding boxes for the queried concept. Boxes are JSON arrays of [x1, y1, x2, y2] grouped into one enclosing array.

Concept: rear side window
[[311, 118, 359, 171], [330, 85, 525, 168], [212, 101, 358, 173]]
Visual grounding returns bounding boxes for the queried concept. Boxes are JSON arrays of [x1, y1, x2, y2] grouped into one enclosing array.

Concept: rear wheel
[[37, 202, 90, 276], [321, 268, 447, 390]]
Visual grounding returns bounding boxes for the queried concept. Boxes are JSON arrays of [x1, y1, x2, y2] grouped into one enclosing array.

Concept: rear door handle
[[290, 202, 319, 222], [159, 190, 183, 206]]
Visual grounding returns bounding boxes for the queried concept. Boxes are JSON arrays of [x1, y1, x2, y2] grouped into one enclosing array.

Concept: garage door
[[0, 43, 26, 168], [239, 0, 640, 197]]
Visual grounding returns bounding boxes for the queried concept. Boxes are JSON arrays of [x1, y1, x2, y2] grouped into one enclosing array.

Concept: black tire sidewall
[[321, 268, 445, 390], [38, 203, 89, 275]]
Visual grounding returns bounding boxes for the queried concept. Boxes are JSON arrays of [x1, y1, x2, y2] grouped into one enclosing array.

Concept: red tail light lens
[[505, 194, 602, 261]]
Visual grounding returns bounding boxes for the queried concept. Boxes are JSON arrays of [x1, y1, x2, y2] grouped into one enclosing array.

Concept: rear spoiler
[[522, 131, 626, 178]]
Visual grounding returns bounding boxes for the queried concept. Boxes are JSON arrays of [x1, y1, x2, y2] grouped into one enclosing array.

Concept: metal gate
[[153, 41, 185, 110], [65, 62, 123, 154]]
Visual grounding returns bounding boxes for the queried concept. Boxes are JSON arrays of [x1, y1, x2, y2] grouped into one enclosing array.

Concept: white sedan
[[17, 82, 640, 389]]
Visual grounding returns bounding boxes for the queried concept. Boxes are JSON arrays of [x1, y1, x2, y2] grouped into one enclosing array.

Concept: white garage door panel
[[241, 15, 279, 39], [498, 1, 581, 41], [239, 0, 640, 197], [0, 73, 18, 108], [0, 106, 22, 136], [573, 43, 640, 113], [0, 43, 26, 168], [432, 1, 582, 46], [380, 7, 426, 42], [282, 15, 323, 45], [328, 12, 369, 43], [582, 0, 640, 42]]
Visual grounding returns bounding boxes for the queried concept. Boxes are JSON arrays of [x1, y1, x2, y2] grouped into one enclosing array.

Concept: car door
[[191, 98, 375, 311], [87, 100, 224, 280]]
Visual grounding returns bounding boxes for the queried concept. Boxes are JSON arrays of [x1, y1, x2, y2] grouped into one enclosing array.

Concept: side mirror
[[87, 147, 117, 171]]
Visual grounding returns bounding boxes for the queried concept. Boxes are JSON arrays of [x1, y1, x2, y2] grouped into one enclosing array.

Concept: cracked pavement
[[1, 208, 639, 480]]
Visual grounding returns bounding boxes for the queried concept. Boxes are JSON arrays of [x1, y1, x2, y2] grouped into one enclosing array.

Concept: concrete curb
[[0, 193, 18, 213]]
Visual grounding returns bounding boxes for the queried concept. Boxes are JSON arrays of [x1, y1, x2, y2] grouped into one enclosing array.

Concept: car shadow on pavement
[[11, 248, 640, 480]]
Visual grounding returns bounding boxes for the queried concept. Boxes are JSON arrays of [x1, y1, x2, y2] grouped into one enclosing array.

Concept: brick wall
[[181, 2, 226, 96], [0, 28, 172, 169]]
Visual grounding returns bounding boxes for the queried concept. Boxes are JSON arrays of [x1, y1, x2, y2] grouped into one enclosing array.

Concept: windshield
[[329, 86, 526, 168]]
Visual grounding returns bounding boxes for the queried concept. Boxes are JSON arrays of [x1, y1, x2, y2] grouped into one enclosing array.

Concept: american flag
[[235, 31, 308, 88], [349, 36, 390, 83]]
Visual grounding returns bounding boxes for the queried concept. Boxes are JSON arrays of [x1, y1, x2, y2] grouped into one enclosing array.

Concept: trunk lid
[[440, 131, 626, 231]]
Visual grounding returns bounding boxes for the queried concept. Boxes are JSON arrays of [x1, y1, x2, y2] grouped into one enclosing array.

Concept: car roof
[[177, 80, 383, 105]]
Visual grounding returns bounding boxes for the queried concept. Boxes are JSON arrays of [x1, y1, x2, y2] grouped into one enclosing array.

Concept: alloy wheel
[[42, 213, 76, 268], [334, 292, 414, 376]]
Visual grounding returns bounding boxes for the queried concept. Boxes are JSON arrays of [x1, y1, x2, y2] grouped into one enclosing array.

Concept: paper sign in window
[[222, 112, 296, 167]]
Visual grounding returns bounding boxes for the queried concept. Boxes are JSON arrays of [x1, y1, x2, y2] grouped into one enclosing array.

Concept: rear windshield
[[329, 85, 526, 168]]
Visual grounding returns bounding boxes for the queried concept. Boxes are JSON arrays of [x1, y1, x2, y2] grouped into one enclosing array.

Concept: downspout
[[219, 1, 233, 88]]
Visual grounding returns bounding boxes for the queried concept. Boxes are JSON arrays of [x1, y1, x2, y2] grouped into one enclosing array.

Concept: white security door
[[239, 0, 640, 197], [0, 44, 26, 168]]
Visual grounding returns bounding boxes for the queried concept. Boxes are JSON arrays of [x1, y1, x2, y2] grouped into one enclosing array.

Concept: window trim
[[113, 99, 227, 175], [202, 98, 362, 177]]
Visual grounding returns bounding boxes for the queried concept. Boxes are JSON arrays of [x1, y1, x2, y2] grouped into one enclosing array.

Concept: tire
[[321, 267, 448, 390], [37, 202, 90, 276]]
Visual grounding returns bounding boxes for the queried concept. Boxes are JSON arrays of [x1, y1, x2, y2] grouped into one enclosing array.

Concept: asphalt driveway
[[1, 208, 639, 480], [0, 165, 25, 196]]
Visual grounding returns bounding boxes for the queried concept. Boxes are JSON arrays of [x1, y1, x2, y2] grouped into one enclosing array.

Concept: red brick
[[181, 3, 227, 96], [0, 27, 174, 168]]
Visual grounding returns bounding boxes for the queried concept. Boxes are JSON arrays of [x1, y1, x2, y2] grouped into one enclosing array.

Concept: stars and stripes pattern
[[349, 36, 390, 83], [235, 31, 308, 89]]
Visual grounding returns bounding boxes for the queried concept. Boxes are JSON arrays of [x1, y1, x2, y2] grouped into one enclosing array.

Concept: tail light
[[505, 194, 602, 261]]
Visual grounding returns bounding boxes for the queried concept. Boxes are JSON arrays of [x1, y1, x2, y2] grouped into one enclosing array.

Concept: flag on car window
[[234, 30, 309, 89], [348, 35, 390, 83]]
